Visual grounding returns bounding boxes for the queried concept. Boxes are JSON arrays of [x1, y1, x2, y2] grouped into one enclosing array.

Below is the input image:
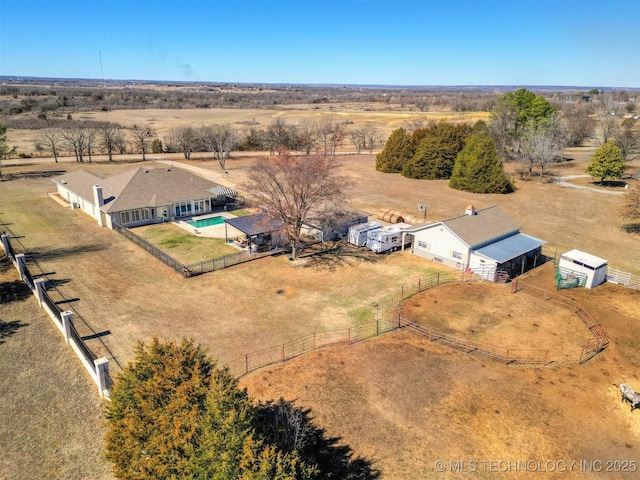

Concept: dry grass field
[[1, 107, 639, 479]]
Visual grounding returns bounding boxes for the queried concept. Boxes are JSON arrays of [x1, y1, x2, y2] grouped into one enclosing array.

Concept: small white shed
[[558, 249, 608, 289]]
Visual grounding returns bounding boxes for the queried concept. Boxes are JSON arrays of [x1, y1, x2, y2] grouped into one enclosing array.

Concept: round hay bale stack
[[382, 210, 395, 222], [404, 214, 418, 225], [378, 209, 391, 220], [389, 213, 405, 223]]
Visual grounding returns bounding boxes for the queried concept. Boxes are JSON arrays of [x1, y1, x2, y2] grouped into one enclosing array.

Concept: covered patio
[[224, 214, 287, 253]]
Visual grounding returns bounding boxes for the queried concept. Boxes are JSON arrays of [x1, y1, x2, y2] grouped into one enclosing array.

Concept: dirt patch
[[401, 280, 593, 360]]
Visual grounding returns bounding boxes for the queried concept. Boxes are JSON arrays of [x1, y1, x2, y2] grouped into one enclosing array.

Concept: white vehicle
[[366, 224, 410, 253], [347, 221, 382, 247]]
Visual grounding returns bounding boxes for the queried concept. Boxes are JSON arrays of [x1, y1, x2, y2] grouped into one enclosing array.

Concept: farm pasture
[[1, 128, 639, 478]]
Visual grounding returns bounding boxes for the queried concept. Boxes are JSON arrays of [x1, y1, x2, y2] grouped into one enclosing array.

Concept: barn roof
[[442, 206, 521, 248], [224, 214, 285, 236], [473, 233, 546, 263]]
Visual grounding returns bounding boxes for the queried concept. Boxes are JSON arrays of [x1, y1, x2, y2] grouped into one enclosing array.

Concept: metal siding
[[413, 226, 468, 266]]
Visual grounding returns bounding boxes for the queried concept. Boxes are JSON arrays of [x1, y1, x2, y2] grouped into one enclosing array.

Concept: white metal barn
[[558, 249, 608, 289], [404, 205, 546, 282]]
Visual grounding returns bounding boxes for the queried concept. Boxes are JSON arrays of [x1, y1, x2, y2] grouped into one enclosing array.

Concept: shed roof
[[560, 249, 608, 268], [473, 233, 546, 263], [224, 214, 285, 236]]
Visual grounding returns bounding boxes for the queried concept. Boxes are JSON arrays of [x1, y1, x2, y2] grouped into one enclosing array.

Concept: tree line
[[375, 88, 639, 194], [27, 118, 381, 168]]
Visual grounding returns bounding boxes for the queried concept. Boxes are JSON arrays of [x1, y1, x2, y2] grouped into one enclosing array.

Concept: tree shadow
[[28, 243, 106, 261], [257, 398, 381, 479], [300, 240, 382, 272], [0, 320, 29, 345], [0, 280, 31, 303], [621, 223, 640, 234], [0, 170, 67, 181]]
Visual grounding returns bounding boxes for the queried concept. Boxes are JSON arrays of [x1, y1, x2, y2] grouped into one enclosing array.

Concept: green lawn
[[134, 223, 238, 264]]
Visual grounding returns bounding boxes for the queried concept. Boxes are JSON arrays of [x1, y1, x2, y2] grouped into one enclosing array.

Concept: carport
[[469, 233, 546, 281], [224, 213, 286, 253]]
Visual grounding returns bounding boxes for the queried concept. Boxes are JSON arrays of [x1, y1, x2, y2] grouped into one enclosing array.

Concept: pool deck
[[175, 212, 244, 239]]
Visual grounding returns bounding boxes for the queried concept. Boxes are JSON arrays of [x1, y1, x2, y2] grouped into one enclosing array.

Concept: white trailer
[[348, 221, 382, 247], [366, 224, 410, 253]]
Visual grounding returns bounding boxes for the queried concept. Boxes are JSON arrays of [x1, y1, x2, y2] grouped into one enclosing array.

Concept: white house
[[558, 249, 608, 289], [52, 167, 236, 229], [404, 205, 546, 282]]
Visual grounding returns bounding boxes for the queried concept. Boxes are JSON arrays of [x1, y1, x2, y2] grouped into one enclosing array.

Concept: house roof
[[224, 214, 285, 237], [441, 206, 521, 248], [473, 233, 546, 263], [53, 167, 225, 213]]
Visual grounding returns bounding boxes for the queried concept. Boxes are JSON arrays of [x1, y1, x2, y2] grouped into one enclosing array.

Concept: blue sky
[[1, 0, 639, 87]]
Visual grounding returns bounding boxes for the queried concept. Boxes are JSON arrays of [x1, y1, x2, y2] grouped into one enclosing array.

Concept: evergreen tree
[[105, 337, 317, 480], [402, 121, 471, 179], [585, 139, 626, 185], [450, 131, 514, 194], [375, 127, 412, 173]]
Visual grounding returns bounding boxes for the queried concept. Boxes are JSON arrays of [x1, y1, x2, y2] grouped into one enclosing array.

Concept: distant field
[[4, 105, 489, 155]]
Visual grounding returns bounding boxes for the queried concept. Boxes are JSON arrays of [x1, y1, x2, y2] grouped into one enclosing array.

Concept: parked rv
[[366, 224, 411, 253], [348, 221, 382, 247]]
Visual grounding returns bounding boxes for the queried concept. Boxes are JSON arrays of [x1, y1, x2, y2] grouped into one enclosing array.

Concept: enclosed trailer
[[348, 221, 382, 247], [558, 249, 608, 289], [366, 224, 411, 253]]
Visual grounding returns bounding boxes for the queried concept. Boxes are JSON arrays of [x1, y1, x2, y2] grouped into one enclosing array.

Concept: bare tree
[[98, 124, 125, 162], [35, 128, 64, 162], [85, 127, 98, 163], [521, 113, 565, 182], [240, 150, 351, 259], [616, 117, 640, 162], [328, 122, 346, 155], [349, 127, 367, 154], [296, 119, 319, 155], [403, 116, 427, 134], [595, 93, 622, 145], [266, 118, 295, 154], [130, 124, 155, 161], [61, 126, 89, 162], [364, 126, 381, 154], [562, 103, 595, 147], [171, 125, 197, 160]]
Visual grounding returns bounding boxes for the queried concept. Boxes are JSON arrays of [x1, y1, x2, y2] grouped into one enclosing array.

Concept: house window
[[452, 251, 463, 260], [417, 241, 430, 250], [121, 211, 130, 224]]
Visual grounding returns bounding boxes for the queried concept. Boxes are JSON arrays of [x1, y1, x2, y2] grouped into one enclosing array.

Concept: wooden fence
[[511, 280, 609, 363]]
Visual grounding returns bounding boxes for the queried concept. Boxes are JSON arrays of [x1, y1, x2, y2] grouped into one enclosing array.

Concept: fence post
[[505, 348, 509, 365], [94, 357, 110, 398], [15, 253, 26, 280], [511, 279, 518, 294], [1, 233, 12, 259], [418, 278, 421, 292], [437, 272, 440, 285], [34, 278, 46, 306], [61, 310, 73, 344], [245, 354, 249, 374], [281, 344, 285, 362]]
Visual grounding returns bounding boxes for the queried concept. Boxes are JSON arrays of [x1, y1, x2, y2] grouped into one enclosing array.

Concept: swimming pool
[[188, 216, 225, 228]]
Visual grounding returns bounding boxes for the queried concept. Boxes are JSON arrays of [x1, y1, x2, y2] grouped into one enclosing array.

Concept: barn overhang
[[472, 233, 546, 264]]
